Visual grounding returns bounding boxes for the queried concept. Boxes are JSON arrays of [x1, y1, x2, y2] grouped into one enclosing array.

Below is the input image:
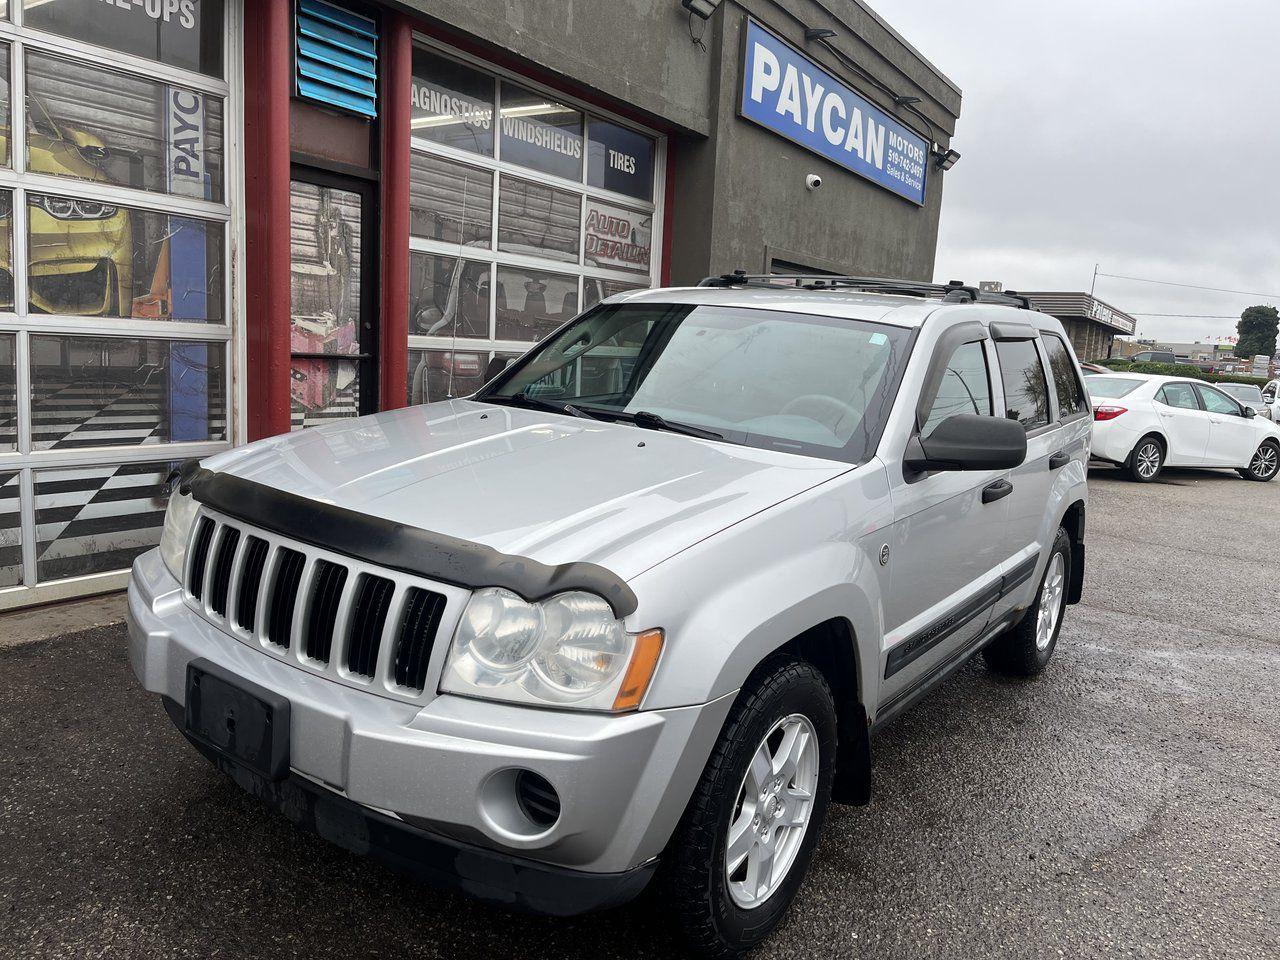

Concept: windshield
[[1085, 376, 1144, 399], [481, 302, 915, 462], [1220, 383, 1263, 403]]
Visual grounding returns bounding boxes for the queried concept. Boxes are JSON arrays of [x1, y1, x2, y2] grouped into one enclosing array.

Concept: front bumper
[[127, 549, 733, 896]]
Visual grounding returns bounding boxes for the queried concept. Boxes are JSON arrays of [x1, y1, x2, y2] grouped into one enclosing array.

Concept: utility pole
[[1090, 263, 1099, 297]]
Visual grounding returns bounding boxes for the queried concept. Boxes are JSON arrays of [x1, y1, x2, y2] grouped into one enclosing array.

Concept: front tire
[[661, 659, 837, 959], [983, 527, 1071, 677], [1126, 435, 1164, 482], [1239, 440, 1279, 482]]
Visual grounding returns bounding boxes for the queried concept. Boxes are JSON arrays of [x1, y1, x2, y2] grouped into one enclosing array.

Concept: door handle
[[1048, 451, 1070, 470], [982, 479, 1013, 503]]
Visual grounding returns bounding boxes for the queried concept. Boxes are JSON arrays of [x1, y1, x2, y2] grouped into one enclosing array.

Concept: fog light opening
[[514, 769, 561, 829]]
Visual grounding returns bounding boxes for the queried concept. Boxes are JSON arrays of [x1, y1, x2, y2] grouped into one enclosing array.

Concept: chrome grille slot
[[346, 574, 395, 678], [234, 536, 270, 632], [394, 587, 448, 691], [187, 516, 216, 600], [208, 527, 240, 618], [303, 559, 348, 664], [267, 547, 306, 649]]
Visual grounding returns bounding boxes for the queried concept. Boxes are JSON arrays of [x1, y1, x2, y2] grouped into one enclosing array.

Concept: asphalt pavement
[[2, 465, 1277, 959]]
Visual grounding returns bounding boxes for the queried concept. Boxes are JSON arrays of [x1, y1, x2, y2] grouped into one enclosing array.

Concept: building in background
[[1018, 292, 1138, 360], [0, 0, 962, 609]]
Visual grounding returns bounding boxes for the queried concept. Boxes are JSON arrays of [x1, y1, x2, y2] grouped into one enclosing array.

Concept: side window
[[994, 339, 1050, 430], [1196, 385, 1242, 415], [1041, 334, 1087, 418], [920, 340, 992, 438], [1157, 383, 1200, 410], [1263, 381, 1278, 403]]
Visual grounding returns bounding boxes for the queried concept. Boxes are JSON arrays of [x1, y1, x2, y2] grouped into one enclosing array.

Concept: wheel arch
[[1057, 498, 1086, 605]]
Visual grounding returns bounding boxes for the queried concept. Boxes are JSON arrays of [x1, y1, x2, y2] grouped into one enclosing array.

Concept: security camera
[[805, 173, 823, 191]]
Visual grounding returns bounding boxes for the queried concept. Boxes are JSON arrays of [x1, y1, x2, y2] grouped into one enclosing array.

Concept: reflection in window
[[498, 175, 580, 263], [582, 278, 645, 312], [495, 266, 578, 342], [409, 151, 492, 246], [26, 195, 223, 321], [24, 0, 224, 78], [290, 181, 361, 356], [0, 43, 10, 168], [921, 341, 991, 438], [30, 335, 226, 449], [499, 83, 583, 181], [290, 358, 359, 430], [0, 334, 13, 450], [0, 471, 19, 588], [410, 46, 495, 157], [995, 339, 1050, 430], [26, 51, 225, 202], [410, 253, 489, 338], [33, 459, 177, 583], [1042, 335, 1087, 417], [408, 348, 488, 405], [584, 197, 651, 275], [0, 190, 12, 311]]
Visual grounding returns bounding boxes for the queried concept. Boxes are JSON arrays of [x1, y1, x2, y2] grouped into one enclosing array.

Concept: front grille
[[183, 511, 452, 699]]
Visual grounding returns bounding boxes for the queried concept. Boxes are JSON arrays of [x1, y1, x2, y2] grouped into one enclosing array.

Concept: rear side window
[[1157, 382, 1199, 410], [994, 340, 1050, 430], [920, 340, 992, 438], [1041, 334, 1087, 418]]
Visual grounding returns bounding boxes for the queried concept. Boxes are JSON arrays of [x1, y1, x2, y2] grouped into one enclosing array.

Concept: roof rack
[[697, 270, 1031, 310]]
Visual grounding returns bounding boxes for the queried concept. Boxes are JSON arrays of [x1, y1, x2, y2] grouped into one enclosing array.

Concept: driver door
[[882, 327, 1010, 707], [1196, 384, 1256, 465]]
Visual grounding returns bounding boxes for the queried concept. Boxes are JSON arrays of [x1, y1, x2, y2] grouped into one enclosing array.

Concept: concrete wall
[[395, 0, 963, 284]]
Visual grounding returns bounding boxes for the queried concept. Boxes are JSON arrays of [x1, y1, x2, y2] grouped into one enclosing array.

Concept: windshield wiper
[[480, 393, 600, 421], [627, 409, 724, 440]]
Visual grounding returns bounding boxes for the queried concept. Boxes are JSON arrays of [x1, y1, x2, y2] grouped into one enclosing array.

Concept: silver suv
[[127, 274, 1089, 958]]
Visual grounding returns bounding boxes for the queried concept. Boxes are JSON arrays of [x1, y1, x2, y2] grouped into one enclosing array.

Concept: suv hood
[[203, 400, 850, 582]]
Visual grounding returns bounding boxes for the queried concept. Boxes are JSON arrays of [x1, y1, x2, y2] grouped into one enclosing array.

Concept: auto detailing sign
[[739, 20, 928, 205], [584, 198, 651, 275]]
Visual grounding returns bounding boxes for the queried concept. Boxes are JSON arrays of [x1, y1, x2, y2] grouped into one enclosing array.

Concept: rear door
[[1196, 384, 1257, 465], [1153, 381, 1211, 464]]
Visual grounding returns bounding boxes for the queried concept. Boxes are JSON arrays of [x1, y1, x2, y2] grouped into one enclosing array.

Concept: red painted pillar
[[243, 0, 294, 441], [379, 13, 412, 411]]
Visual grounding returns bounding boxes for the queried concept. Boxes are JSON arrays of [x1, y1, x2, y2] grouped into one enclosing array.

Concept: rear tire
[[1238, 440, 1279, 482], [983, 527, 1071, 677], [661, 659, 837, 959], [1126, 435, 1164, 482]]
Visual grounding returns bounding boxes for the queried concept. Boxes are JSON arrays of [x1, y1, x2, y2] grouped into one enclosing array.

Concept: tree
[[1233, 305, 1279, 358]]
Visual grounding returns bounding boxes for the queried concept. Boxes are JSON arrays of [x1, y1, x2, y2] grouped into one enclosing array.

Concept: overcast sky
[[870, 0, 1280, 343]]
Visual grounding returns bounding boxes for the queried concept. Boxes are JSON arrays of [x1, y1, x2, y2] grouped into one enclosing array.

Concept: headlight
[[34, 195, 118, 220], [159, 487, 200, 582], [441, 587, 663, 712]]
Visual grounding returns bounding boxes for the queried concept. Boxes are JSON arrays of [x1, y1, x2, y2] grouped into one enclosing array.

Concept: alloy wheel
[[725, 713, 819, 909], [1136, 442, 1161, 479], [1251, 445, 1278, 479], [1035, 551, 1066, 651]]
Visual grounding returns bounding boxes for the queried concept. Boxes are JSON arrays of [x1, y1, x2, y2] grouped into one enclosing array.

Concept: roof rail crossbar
[[697, 270, 1029, 309]]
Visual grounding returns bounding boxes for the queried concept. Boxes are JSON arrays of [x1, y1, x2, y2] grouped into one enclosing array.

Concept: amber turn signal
[[613, 629, 665, 712]]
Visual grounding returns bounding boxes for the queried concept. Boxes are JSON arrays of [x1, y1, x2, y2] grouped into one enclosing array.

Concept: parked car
[[1262, 379, 1280, 420], [1127, 350, 1178, 364], [127, 276, 1089, 958], [1217, 382, 1273, 420], [1088, 373, 1280, 481], [1080, 361, 1111, 375]]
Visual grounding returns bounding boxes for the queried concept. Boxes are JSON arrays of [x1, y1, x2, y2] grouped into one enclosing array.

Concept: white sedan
[[1086, 373, 1280, 482]]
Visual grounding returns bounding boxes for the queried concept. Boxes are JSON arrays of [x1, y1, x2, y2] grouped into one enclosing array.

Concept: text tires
[[983, 526, 1071, 677], [661, 659, 837, 959], [1239, 440, 1279, 482], [1126, 435, 1164, 482]]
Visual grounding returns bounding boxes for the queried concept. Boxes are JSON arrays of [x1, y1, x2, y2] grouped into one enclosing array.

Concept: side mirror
[[484, 356, 510, 381], [905, 414, 1028, 473], [1244, 406, 1258, 418]]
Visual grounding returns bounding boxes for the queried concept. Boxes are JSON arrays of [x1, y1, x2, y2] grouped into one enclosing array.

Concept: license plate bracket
[[185, 658, 290, 781]]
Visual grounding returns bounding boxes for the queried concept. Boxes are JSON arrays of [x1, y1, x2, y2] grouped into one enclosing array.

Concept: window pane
[[0, 189, 12, 310], [583, 278, 646, 312], [23, 0, 224, 77], [1197, 385, 1240, 415], [584, 197, 651, 275], [291, 358, 359, 430], [495, 266, 578, 342], [1158, 383, 1199, 410], [1042, 335, 1087, 418], [921, 341, 991, 438], [408, 348, 488, 405], [499, 82, 583, 180], [31, 335, 226, 449], [498, 175, 580, 263], [0, 43, 10, 168], [409, 151, 492, 246], [587, 118, 654, 201], [0, 334, 13, 450], [27, 195, 223, 321], [410, 47, 494, 157], [0, 471, 19, 588], [27, 51, 225, 202], [995, 340, 1050, 430], [34, 459, 176, 582], [290, 182, 361, 355], [409, 254, 489, 338]]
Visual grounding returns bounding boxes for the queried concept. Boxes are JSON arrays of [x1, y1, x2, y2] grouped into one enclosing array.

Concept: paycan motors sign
[[739, 20, 929, 205]]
